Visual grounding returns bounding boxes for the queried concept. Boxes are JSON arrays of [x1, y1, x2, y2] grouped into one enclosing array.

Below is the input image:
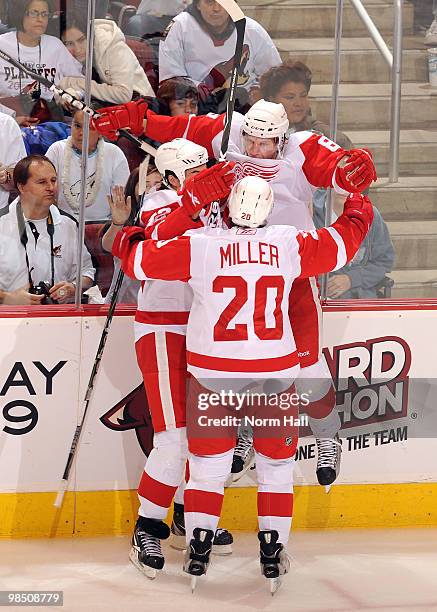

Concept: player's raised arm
[[296, 131, 377, 194], [91, 100, 225, 157], [296, 193, 374, 278]]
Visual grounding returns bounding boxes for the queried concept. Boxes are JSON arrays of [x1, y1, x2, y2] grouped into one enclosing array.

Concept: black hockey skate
[[170, 504, 233, 555], [230, 429, 255, 483], [258, 530, 290, 596], [213, 528, 233, 555], [129, 516, 170, 579], [316, 434, 342, 492], [183, 528, 214, 591]]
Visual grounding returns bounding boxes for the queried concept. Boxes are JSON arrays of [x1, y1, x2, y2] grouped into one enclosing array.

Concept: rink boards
[[0, 302, 437, 537]]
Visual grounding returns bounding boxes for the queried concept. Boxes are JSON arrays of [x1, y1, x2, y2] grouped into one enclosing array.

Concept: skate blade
[[269, 577, 282, 596], [170, 534, 187, 551], [212, 543, 232, 556], [129, 548, 159, 580], [325, 484, 332, 494], [191, 576, 197, 593]]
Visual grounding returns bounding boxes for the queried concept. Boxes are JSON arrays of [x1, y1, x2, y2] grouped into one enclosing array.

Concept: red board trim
[[2, 299, 437, 319]]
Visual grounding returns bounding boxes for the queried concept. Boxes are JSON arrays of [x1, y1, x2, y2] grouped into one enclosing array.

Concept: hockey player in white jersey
[[103, 139, 235, 578], [92, 98, 376, 486], [112, 176, 374, 592]]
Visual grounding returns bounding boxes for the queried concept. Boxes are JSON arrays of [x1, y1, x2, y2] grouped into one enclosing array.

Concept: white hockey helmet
[[155, 138, 209, 187], [242, 99, 289, 154], [228, 176, 274, 228]]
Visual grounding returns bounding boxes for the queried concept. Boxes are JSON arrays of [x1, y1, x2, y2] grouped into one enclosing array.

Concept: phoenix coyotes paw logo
[[100, 383, 153, 456]]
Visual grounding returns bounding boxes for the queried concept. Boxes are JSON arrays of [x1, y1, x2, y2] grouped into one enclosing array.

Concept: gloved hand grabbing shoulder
[[179, 161, 235, 217]]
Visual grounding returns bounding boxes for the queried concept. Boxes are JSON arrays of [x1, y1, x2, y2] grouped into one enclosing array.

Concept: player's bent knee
[[188, 449, 234, 486], [255, 451, 295, 487]]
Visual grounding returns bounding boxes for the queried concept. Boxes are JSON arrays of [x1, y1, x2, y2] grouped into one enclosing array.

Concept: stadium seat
[[125, 35, 158, 93]]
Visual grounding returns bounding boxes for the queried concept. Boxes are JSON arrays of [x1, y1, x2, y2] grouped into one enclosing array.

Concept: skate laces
[[234, 432, 253, 460], [138, 531, 162, 557], [316, 437, 341, 469]]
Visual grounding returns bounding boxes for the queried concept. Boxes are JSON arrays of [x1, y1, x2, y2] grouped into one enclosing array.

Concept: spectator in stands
[[313, 190, 394, 299], [159, 0, 281, 114], [127, 0, 189, 49], [58, 12, 155, 105], [0, 0, 82, 125], [156, 76, 198, 116], [102, 162, 162, 304], [45, 106, 130, 221], [260, 59, 393, 298], [260, 59, 353, 149], [137, 0, 189, 20], [0, 154, 95, 305], [70, 0, 109, 19], [424, 0, 437, 44], [0, 110, 27, 208]]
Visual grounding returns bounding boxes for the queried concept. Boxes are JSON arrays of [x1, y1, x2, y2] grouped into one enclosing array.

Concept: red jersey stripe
[[135, 311, 189, 325], [187, 350, 299, 373]]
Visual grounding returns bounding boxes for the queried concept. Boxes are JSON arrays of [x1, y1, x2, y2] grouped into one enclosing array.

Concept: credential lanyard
[[16, 201, 55, 288]]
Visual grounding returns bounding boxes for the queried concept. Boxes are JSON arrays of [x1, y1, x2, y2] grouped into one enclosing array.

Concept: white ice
[[1, 529, 437, 611]]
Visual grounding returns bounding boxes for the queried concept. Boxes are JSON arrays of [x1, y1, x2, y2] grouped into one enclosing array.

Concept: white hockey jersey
[[145, 110, 348, 232], [114, 197, 373, 378], [159, 13, 281, 92]]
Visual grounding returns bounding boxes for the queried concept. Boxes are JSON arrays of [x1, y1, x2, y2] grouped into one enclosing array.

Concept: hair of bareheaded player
[[241, 99, 290, 160], [154, 138, 209, 190], [228, 176, 274, 229]]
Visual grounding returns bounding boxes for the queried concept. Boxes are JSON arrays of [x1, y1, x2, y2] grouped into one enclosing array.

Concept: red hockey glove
[[342, 193, 374, 230], [91, 99, 148, 141], [112, 226, 146, 260], [335, 148, 377, 193], [179, 161, 235, 216]]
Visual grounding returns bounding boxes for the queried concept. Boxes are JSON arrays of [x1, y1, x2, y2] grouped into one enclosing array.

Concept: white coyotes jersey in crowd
[[134, 188, 224, 341], [145, 111, 349, 232], [159, 14, 281, 91], [116, 200, 373, 378]]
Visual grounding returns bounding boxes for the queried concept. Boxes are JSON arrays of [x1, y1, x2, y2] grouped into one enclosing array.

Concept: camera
[[30, 281, 57, 305]]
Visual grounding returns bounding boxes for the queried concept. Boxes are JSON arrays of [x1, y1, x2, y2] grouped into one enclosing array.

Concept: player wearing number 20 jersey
[[116, 195, 373, 381], [113, 180, 374, 568]]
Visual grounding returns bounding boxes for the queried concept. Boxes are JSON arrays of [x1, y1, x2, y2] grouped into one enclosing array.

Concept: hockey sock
[[255, 451, 294, 546], [184, 449, 234, 544], [138, 428, 188, 520]]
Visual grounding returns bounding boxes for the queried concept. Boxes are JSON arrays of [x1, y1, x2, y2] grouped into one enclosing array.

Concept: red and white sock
[[138, 427, 188, 520], [184, 449, 234, 543], [256, 451, 295, 545]]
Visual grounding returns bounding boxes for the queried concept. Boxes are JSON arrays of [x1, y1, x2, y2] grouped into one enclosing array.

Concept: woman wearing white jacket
[[58, 15, 155, 105]]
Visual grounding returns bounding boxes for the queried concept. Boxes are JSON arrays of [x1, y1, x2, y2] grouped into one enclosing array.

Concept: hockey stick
[[53, 203, 145, 508], [0, 47, 157, 157], [0, 47, 154, 507], [215, 0, 246, 160]]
